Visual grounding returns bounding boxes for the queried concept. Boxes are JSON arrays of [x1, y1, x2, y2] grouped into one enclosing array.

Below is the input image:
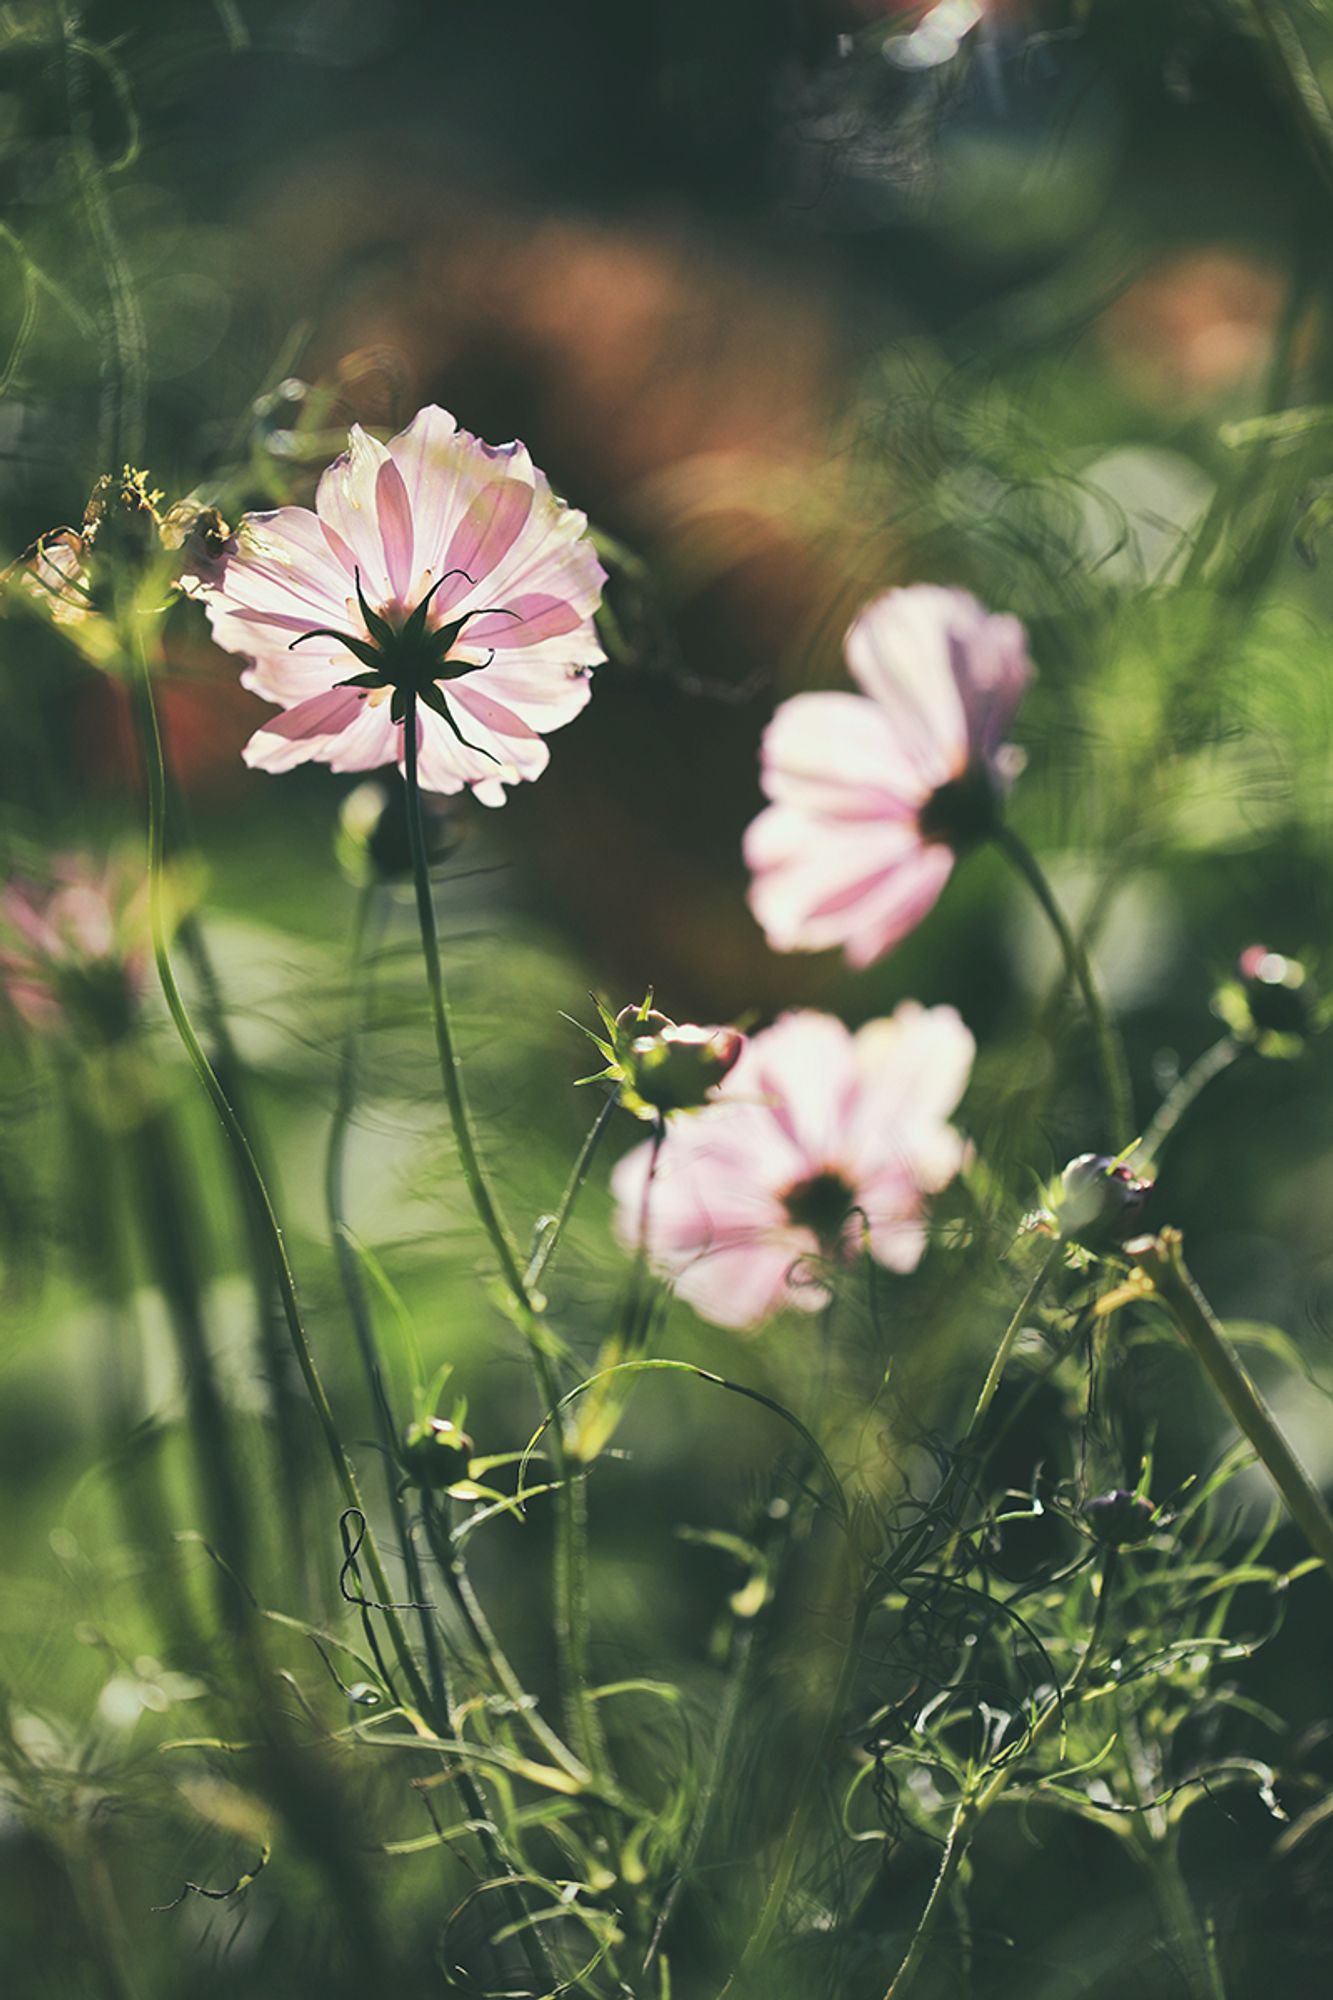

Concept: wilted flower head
[[0, 857, 150, 1042], [5, 469, 170, 663], [611, 1003, 974, 1330], [1215, 945, 1319, 1055], [744, 586, 1032, 968], [185, 405, 606, 805]]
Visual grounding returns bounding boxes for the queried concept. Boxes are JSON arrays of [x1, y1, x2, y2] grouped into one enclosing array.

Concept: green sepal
[[353, 568, 397, 649]]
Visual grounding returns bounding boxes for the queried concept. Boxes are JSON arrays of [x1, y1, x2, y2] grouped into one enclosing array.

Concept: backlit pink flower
[[187, 406, 606, 805], [611, 1003, 974, 1330], [744, 586, 1032, 968], [0, 857, 149, 1040]]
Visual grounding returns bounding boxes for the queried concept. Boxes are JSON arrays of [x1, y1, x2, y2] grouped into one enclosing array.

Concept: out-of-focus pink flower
[[611, 1003, 974, 1330], [0, 858, 149, 1040], [186, 406, 606, 806], [19, 530, 95, 624], [744, 586, 1032, 969]]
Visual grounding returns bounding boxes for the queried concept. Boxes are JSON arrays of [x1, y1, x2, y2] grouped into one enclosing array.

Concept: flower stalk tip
[[1126, 1227, 1333, 1586]]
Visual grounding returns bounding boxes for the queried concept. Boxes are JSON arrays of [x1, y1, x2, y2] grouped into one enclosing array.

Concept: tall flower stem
[[130, 647, 425, 1708], [400, 694, 608, 1781], [325, 885, 587, 1781], [1130, 1229, 1333, 1585], [1134, 1035, 1241, 1174], [994, 823, 1133, 1150], [324, 883, 442, 1722]]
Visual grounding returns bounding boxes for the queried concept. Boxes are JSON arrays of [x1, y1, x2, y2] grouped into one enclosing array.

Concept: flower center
[[782, 1169, 856, 1245], [291, 566, 519, 757], [916, 763, 1000, 852]]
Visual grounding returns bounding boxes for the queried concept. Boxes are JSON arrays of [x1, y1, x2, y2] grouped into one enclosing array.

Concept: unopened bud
[[401, 1414, 473, 1491], [1233, 946, 1316, 1043], [336, 779, 460, 885], [1084, 1488, 1156, 1547], [628, 1022, 745, 1113], [1054, 1154, 1152, 1251]]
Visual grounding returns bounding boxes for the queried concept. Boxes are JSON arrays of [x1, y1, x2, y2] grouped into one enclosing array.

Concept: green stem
[[131, 1108, 253, 1621], [322, 939, 559, 1987], [423, 1498, 589, 1783], [525, 1095, 616, 1294], [967, 1245, 1061, 1443], [324, 882, 441, 1723], [1145, 1832, 1228, 2000], [400, 693, 608, 1779], [131, 646, 423, 1706], [1134, 1036, 1241, 1175], [994, 823, 1133, 1150], [1133, 1229, 1333, 1585]]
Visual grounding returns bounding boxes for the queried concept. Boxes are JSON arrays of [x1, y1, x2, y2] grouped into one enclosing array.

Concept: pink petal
[[242, 687, 366, 772], [445, 479, 534, 591], [469, 658, 594, 730], [315, 426, 397, 604], [843, 588, 973, 789], [465, 592, 585, 648], [744, 802, 943, 964], [673, 1237, 810, 1331], [375, 458, 417, 606], [740, 1011, 861, 1169], [387, 406, 481, 579], [848, 1004, 976, 1147], [758, 692, 926, 819], [835, 843, 956, 969]]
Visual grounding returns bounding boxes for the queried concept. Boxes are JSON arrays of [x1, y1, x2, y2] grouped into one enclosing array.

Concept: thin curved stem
[[884, 1550, 1117, 1998], [420, 1496, 589, 1784], [994, 822, 1134, 1149], [525, 1095, 616, 1294], [1134, 1035, 1241, 1175], [967, 1244, 1061, 1443], [131, 646, 424, 1708], [400, 693, 608, 1780]]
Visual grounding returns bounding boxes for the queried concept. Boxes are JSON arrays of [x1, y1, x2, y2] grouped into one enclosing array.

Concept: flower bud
[[335, 779, 461, 885], [1229, 946, 1317, 1047], [581, 997, 744, 1120], [1053, 1154, 1152, 1251], [627, 1022, 745, 1114], [401, 1414, 474, 1491], [1084, 1488, 1157, 1547]]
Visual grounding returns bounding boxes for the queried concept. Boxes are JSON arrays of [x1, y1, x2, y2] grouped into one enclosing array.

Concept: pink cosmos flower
[[611, 1003, 974, 1330], [186, 406, 606, 805], [744, 586, 1032, 968], [0, 858, 149, 1039]]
